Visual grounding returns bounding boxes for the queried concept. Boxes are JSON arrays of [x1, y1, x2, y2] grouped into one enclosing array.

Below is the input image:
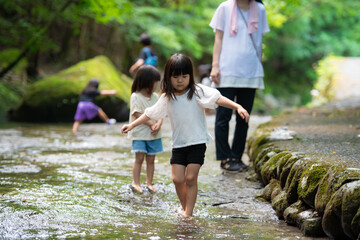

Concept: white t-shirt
[[144, 84, 221, 148], [209, 0, 270, 89], [128, 92, 161, 140]]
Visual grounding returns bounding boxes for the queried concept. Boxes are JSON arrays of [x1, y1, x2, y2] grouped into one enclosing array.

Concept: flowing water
[[0, 115, 328, 239]]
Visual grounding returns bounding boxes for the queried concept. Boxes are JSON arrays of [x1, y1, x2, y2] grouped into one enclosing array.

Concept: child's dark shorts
[[170, 143, 206, 166]]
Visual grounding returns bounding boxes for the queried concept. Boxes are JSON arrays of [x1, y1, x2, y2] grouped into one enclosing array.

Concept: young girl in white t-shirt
[[128, 65, 163, 193], [122, 54, 249, 217]]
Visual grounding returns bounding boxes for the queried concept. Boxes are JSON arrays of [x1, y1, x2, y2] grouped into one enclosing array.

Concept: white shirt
[[128, 92, 161, 140], [144, 84, 221, 148], [209, 0, 270, 89]]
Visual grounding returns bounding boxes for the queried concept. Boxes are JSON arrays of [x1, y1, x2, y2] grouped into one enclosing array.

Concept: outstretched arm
[[129, 59, 145, 76], [216, 96, 250, 123], [121, 113, 151, 133], [100, 90, 117, 96]]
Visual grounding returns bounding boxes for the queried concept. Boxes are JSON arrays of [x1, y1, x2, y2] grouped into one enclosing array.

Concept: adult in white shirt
[[210, 0, 270, 172]]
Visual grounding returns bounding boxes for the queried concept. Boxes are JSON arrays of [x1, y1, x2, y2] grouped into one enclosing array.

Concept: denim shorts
[[131, 139, 163, 155], [170, 143, 206, 166]]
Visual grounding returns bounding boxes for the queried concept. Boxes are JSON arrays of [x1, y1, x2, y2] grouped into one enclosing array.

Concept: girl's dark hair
[[132, 65, 161, 94], [140, 33, 151, 46], [162, 53, 198, 100], [255, 0, 263, 4], [82, 78, 99, 94]]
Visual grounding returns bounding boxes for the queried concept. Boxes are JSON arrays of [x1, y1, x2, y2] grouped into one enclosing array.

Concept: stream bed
[[0, 115, 328, 239]]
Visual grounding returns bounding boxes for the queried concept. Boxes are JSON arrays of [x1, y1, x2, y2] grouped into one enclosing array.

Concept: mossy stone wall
[[248, 128, 360, 239]]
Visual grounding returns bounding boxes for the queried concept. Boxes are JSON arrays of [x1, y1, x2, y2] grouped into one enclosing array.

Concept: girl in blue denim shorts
[[127, 65, 163, 193], [122, 54, 249, 217]]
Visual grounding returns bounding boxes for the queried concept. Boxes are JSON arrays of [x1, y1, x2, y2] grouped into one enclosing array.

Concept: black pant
[[215, 88, 256, 161]]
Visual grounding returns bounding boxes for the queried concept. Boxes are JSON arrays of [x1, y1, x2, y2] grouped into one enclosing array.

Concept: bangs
[[170, 58, 192, 76]]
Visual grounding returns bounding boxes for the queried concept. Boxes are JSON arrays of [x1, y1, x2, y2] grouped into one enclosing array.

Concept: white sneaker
[[107, 118, 116, 125]]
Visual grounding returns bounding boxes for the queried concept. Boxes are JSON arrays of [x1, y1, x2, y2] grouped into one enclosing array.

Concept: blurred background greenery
[[1, 0, 359, 121]]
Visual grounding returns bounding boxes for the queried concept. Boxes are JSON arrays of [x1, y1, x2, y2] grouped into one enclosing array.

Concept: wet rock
[[301, 217, 325, 237], [283, 200, 307, 226], [315, 166, 360, 215], [352, 208, 360, 240], [297, 161, 331, 208], [260, 151, 291, 185], [254, 145, 281, 179], [247, 130, 270, 160], [261, 179, 281, 201], [284, 157, 313, 204], [341, 180, 360, 239], [271, 190, 289, 219], [279, 153, 304, 188], [322, 184, 351, 240]]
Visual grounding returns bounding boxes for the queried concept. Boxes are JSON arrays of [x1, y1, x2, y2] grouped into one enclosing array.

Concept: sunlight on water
[[0, 118, 327, 239]]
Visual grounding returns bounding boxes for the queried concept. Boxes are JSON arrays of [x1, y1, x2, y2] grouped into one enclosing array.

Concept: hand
[[150, 121, 162, 135], [121, 124, 133, 133], [237, 106, 250, 123], [210, 66, 220, 85]]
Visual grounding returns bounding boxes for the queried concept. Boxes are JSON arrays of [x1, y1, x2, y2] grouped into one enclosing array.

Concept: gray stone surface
[[261, 98, 360, 168]]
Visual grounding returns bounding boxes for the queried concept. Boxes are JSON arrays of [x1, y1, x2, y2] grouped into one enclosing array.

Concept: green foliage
[[24, 55, 132, 107], [0, 83, 20, 120], [0, 49, 28, 74], [1, 0, 360, 111]]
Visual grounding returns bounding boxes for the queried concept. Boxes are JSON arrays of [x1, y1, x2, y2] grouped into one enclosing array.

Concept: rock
[[279, 153, 304, 188], [322, 184, 351, 239], [284, 157, 313, 204], [261, 179, 281, 201], [283, 200, 307, 226], [260, 151, 291, 185], [341, 180, 360, 239], [11, 55, 132, 122], [297, 161, 331, 208], [315, 166, 360, 215], [271, 190, 289, 220], [301, 217, 325, 237]]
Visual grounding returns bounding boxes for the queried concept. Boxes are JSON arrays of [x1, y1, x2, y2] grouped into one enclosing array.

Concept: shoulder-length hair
[[162, 53, 198, 100], [82, 78, 99, 94], [131, 65, 161, 94]]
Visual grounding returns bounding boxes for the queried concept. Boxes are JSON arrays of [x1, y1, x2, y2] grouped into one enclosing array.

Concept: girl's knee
[[172, 176, 185, 185], [185, 175, 197, 186]]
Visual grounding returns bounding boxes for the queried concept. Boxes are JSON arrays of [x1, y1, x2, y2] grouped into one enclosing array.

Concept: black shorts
[[170, 143, 206, 166]]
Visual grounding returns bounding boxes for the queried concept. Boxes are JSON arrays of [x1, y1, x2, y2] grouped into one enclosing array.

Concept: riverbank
[[247, 98, 360, 239]]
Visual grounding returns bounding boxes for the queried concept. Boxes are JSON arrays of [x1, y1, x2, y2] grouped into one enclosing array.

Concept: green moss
[[315, 166, 360, 215], [0, 48, 28, 74], [12, 56, 132, 122], [0, 83, 21, 120], [261, 151, 291, 185], [279, 154, 304, 188], [285, 158, 313, 204], [297, 161, 331, 208]]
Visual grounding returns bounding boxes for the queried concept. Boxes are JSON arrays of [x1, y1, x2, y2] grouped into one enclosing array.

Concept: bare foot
[[146, 184, 157, 193], [130, 184, 143, 193]]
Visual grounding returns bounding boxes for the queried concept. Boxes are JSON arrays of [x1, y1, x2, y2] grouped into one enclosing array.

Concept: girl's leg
[[171, 164, 187, 211], [184, 163, 201, 217], [72, 120, 82, 133], [145, 154, 157, 192], [132, 152, 145, 193], [97, 108, 109, 123]]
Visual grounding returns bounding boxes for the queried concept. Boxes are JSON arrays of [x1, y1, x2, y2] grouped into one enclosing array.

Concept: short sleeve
[[260, 4, 270, 35], [130, 93, 143, 115], [144, 93, 168, 120], [209, 3, 226, 32], [195, 84, 221, 109], [139, 48, 147, 60]]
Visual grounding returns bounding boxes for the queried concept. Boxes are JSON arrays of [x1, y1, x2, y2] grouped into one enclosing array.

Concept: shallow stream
[[0, 115, 328, 239]]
